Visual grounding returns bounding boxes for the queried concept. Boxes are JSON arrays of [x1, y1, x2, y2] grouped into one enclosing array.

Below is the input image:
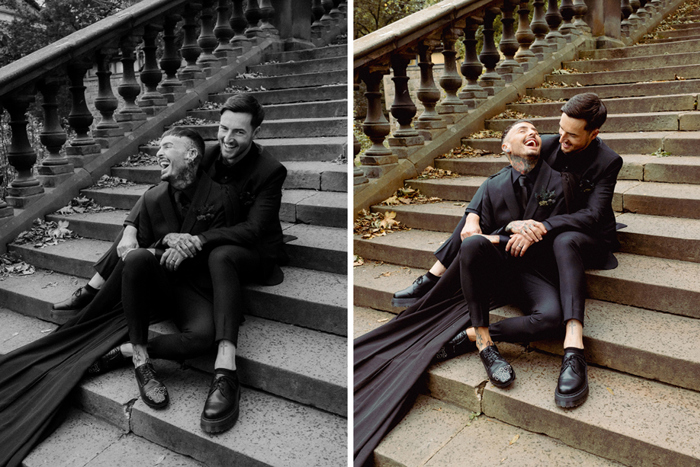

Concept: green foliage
[[354, 0, 441, 39]]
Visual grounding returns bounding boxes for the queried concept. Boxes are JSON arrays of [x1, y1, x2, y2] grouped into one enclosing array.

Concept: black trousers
[[458, 235, 564, 343], [121, 249, 215, 360]]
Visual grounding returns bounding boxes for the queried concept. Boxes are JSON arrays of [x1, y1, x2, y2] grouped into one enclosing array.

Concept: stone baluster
[[359, 67, 396, 179], [158, 14, 187, 102], [545, 0, 566, 48], [259, 0, 278, 36], [230, 0, 251, 53], [179, 3, 206, 88], [320, 0, 334, 28], [515, 1, 537, 70], [479, 7, 505, 96], [116, 34, 147, 132], [311, 0, 325, 39], [649, 0, 662, 15], [530, 0, 553, 58], [388, 52, 423, 159], [198, 0, 223, 74], [330, 0, 343, 20], [459, 17, 488, 108], [437, 27, 469, 122], [214, 0, 236, 62], [621, 0, 633, 36], [628, 0, 642, 27], [66, 60, 101, 167], [1, 88, 45, 208], [416, 38, 447, 139], [93, 47, 124, 148], [36, 79, 73, 187], [497, 0, 524, 82], [559, 0, 576, 37], [137, 24, 167, 116], [339, 0, 347, 17], [637, 0, 650, 21], [572, 0, 590, 32], [245, 0, 264, 41], [353, 75, 368, 188]]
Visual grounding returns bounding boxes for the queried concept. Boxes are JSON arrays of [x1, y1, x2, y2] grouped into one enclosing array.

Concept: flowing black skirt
[[0, 263, 129, 467], [353, 258, 472, 467]]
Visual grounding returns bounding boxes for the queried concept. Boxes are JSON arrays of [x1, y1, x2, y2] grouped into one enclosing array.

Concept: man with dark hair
[[53, 94, 287, 432], [393, 92, 622, 408]]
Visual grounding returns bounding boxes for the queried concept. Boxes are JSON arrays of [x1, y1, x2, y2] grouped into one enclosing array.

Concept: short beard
[[169, 165, 197, 190], [507, 154, 538, 174]]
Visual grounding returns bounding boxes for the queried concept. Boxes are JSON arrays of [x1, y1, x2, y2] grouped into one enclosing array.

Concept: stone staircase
[[353, 13, 700, 467], [1, 43, 348, 466]]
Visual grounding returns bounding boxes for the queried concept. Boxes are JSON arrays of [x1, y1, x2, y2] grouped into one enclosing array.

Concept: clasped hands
[[505, 220, 547, 257], [116, 227, 203, 271]]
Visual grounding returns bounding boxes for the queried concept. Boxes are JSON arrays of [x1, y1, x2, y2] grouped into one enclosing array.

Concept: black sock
[[214, 368, 237, 377], [564, 347, 585, 356], [425, 271, 439, 282]]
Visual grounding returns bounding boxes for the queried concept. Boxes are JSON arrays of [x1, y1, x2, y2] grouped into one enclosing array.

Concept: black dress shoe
[[201, 370, 241, 434], [479, 344, 515, 388], [555, 348, 588, 408], [52, 286, 97, 314], [435, 330, 477, 361], [391, 273, 438, 307], [134, 361, 169, 410], [87, 345, 129, 376]]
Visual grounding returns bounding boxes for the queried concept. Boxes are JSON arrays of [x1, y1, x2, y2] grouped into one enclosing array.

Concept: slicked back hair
[[161, 127, 205, 163], [500, 119, 535, 146], [561, 92, 607, 131], [220, 93, 265, 129]]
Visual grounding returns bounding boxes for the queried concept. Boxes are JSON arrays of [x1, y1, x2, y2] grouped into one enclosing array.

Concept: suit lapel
[[181, 172, 213, 233], [156, 185, 181, 235], [525, 162, 559, 219], [501, 172, 522, 221]]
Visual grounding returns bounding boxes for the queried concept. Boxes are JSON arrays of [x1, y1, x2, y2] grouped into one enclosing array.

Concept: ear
[[501, 142, 511, 154], [252, 125, 261, 139], [184, 148, 198, 164], [590, 128, 600, 140]]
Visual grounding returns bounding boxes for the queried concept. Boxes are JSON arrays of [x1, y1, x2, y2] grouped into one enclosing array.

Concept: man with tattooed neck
[[395, 93, 622, 407]]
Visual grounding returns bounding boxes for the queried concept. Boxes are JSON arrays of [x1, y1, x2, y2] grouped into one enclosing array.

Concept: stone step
[[24, 407, 205, 467], [527, 77, 700, 100], [546, 63, 700, 86], [188, 98, 347, 121], [372, 394, 624, 467], [645, 33, 700, 43], [426, 346, 700, 467], [354, 249, 700, 320], [435, 153, 700, 185], [507, 93, 697, 117], [655, 24, 700, 38], [175, 116, 347, 140], [462, 131, 700, 156], [78, 185, 348, 228], [111, 160, 348, 192], [211, 83, 346, 105], [359, 205, 700, 264], [564, 50, 700, 73], [263, 44, 346, 62], [228, 70, 346, 90], [43, 211, 347, 274], [248, 56, 346, 76], [0, 257, 347, 336], [577, 37, 700, 59], [485, 111, 700, 133]]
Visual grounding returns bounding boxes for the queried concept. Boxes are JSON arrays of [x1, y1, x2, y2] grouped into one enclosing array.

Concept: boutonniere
[[195, 203, 216, 221], [579, 178, 595, 193], [239, 191, 255, 208], [537, 189, 557, 207]]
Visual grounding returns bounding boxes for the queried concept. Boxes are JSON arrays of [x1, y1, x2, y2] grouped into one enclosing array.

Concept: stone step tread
[[194, 117, 346, 127], [577, 37, 700, 59], [281, 222, 348, 253], [508, 93, 698, 115], [263, 45, 347, 62], [140, 137, 347, 153], [250, 55, 347, 71], [565, 49, 700, 69], [527, 78, 700, 100], [24, 407, 205, 467], [545, 63, 700, 85], [489, 110, 700, 121], [428, 347, 700, 466], [76, 362, 345, 466], [375, 394, 624, 467], [188, 99, 348, 119]]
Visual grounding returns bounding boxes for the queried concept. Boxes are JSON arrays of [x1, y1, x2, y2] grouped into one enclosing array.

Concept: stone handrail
[[353, 0, 683, 215], [0, 0, 346, 251]]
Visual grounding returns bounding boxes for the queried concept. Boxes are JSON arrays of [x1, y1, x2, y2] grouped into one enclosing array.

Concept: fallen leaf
[[509, 434, 520, 445], [377, 318, 389, 323], [607, 387, 615, 395]]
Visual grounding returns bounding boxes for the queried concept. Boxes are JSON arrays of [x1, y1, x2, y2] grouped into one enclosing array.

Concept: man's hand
[[160, 248, 187, 271], [506, 233, 534, 257], [162, 233, 203, 258], [117, 225, 139, 259], [505, 220, 547, 242], [460, 213, 482, 241]]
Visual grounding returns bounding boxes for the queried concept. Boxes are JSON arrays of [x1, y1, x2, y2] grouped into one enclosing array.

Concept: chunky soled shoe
[[134, 361, 169, 410], [201, 370, 241, 434], [52, 286, 97, 316], [555, 347, 588, 408], [87, 345, 129, 375], [391, 273, 438, 307], [479, 344, 515, 388], [435, 330, 477, 361]]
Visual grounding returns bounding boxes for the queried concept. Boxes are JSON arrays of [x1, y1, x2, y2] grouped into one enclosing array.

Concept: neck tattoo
[[508, 155, 538, 175]]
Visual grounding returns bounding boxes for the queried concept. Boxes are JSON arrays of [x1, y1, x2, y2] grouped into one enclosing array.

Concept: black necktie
[[174, 191, 190, 222], [518, 175, 530, 214]]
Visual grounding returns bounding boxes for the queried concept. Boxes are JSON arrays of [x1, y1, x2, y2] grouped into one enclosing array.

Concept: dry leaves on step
[[92, 175, 133, 189], [382, 187, 441, 206], [509, 434, 520, 445], [439, 146, 493, 159], [117, 151, 159, 167], [417, 166, 458, 180], [354, 209, 410, 240], [171, 116, 217, 127], [57, 196, 115, 215], [353, 255, 365, 267], [14, 218, 79, 248], [0, 253, 36, 279], [468, 129, 502, 140]]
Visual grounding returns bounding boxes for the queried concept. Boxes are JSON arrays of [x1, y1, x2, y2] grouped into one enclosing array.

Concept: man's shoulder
[[143, 182, 169, 202], [255, 143, 286, 174], [594, 138, 622, 164]]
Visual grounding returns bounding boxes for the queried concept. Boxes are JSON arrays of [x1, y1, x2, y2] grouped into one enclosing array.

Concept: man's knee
[[459, 235, 491, 261], [208, 245, 252, 272], [122, 248, 156, 271]]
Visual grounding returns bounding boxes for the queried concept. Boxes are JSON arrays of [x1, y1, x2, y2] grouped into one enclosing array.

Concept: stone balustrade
[[353, 0, 675, 207], [0, 0, 346, 225]]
